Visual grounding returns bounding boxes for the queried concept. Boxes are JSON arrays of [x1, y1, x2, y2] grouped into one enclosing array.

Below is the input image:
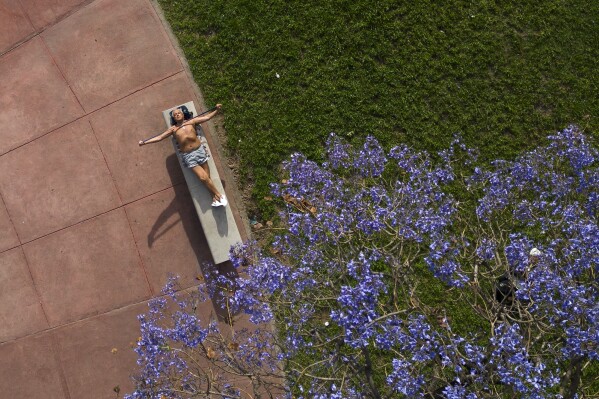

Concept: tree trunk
[[563, 356, 583, 399]]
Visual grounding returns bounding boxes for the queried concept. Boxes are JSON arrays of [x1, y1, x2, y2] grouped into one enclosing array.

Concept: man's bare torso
[[173, 123, 202, 153]]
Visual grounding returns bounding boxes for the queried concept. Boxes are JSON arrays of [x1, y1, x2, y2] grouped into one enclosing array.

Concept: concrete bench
[[162, 102, 241, 264]]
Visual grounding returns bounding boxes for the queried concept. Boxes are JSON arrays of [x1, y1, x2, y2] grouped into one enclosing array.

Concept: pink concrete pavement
[[0, 0, 247, 397]]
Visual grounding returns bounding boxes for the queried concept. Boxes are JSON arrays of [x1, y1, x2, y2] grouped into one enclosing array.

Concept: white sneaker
[[211, 194, 227, 207]]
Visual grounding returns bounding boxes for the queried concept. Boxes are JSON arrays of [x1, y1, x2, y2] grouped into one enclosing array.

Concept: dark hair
[[169, 106, 194, 125]]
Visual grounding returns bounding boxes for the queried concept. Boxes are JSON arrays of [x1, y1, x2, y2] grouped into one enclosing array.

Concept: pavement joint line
[[0, 182, 188, 259], [0, 194, 50, 329], [0, 32, 38, 58], [19, 240, 53, 334], [48, 332, 73, 399], [0, 70, 185, 159], [15, 182, 188, 249], [38, 0, 99, 33], [0, 0, 38, 58], [121, 181, 188, 208], [0, 0, 98, 58], [123, 205, 156, 297], [0, 244, 20, 256], [79, 69, 185, 114], [85, 117, 156, 295], [86, 119, 124, 208], [0, 190, 23, 247], [38, 35, 86, 114], [18, 205, 123, 246], [15, 0, 36, 36], [0, 283, 207, 348]]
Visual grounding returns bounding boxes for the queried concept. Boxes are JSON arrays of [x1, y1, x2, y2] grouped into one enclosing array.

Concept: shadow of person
[[146, 153, 185, 248], [147, 202, 180, 249], [147, 153, 239, 321]]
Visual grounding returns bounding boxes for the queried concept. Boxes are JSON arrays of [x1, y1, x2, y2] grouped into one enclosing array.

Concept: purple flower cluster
[[470, 126, 599, 366], [386, 359, 425, 396], [126, 277, 282, 399], [128, 127, 599, 398], [330, 253, 386, 348], [489, 324, 560, 397]]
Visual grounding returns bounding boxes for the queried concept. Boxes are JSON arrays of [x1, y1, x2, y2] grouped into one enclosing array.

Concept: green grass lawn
[[159, 0, 598, 216]]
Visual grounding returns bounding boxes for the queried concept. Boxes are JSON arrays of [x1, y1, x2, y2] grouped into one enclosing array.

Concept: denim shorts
[[180, 145, 209, 168]]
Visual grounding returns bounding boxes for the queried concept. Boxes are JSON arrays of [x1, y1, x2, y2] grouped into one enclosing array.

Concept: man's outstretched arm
[[190, 104, 222, 125], [139, 126, 175, 146]]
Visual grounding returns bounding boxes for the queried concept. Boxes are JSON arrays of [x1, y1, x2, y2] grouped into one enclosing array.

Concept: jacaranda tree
[[126, 126, 598, 399]]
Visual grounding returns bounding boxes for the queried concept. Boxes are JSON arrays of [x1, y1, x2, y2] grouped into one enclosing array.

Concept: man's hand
[[216, 103, 222, 111], [138, 140, 144, 146]]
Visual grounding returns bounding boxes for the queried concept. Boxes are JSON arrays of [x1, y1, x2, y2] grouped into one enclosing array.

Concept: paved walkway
[[0, 0, 245, 397]]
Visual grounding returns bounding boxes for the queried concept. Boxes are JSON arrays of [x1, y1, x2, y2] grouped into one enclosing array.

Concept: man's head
[[171, 108, 184, 123]]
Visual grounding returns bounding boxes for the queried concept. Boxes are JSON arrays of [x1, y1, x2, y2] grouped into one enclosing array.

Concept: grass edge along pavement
[[157, 0, 598, 218]]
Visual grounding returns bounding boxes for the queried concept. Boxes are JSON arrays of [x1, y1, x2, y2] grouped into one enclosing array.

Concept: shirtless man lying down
[[139, 104, 227, 207]]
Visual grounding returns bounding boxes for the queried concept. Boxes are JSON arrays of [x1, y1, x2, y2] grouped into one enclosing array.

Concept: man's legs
[[191, 163, 223, 204]]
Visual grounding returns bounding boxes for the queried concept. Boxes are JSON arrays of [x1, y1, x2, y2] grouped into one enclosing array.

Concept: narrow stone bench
[[162, 101, 241, 264]]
